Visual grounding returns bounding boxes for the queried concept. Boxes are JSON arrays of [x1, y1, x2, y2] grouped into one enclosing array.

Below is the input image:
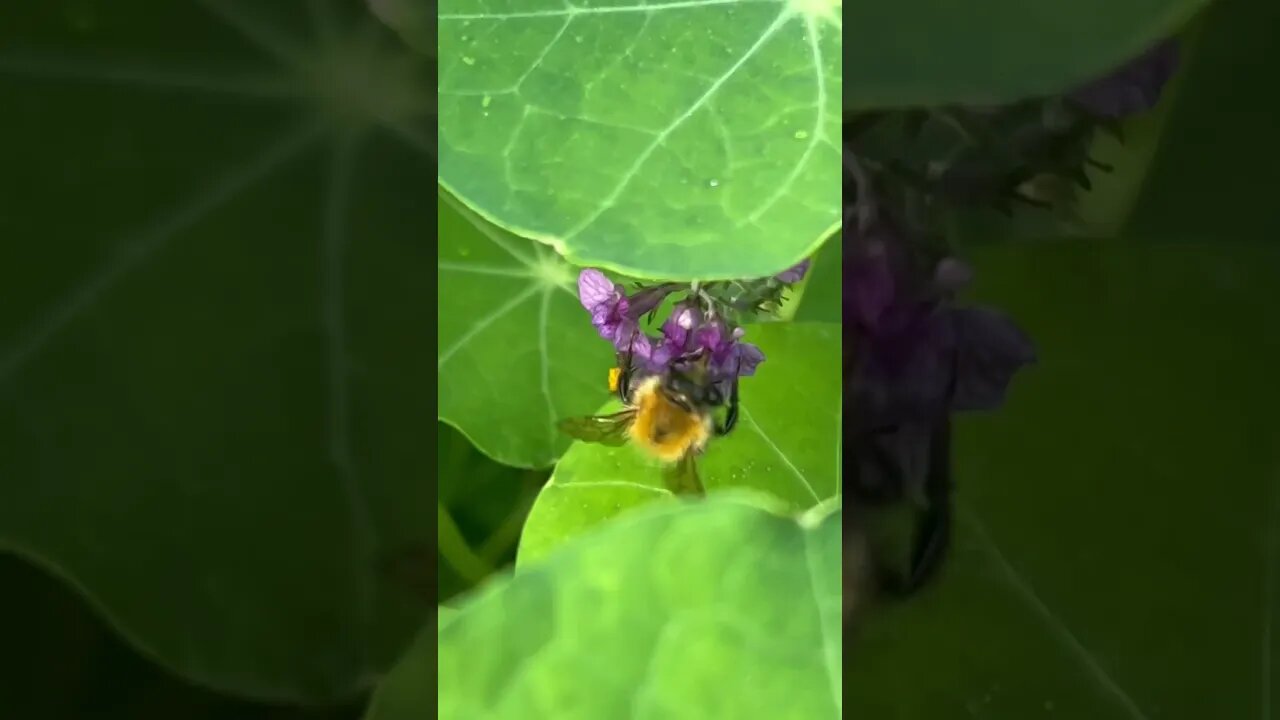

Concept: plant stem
[[437, 503, 493, 586], [478, 473, 543, 564]]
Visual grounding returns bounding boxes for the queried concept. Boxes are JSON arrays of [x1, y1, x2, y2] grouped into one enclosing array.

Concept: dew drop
[[461, 34, 470, 42], [574, 35, 583, 43], [793, 129, 810, 140], [481, 95, 492, 108], [707, 178, 720, 188], [462, 56, 476, 66]]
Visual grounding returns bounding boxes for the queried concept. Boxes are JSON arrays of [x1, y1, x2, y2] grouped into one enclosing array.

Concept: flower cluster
[[576, 262, 807, 386], [843, 37, 1179, 609]]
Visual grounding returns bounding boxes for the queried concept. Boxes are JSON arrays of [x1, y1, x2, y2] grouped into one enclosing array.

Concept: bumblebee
[[557, 348, 738, 495]]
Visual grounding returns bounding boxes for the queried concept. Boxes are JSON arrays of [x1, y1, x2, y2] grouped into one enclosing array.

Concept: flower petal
[[775, 259, 811, 284], [948, 307, 1037, 412], [734, 342, 765, 377], [578, 268, 619, 310], [626, 283, 679, 320]]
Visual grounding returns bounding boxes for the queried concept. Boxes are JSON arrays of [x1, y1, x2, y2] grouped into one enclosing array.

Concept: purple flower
[[852, 302, 1036, 430], [577, 269, 677, 350], [846, 234, 896, 332], [650, 304, 765, 380], [576, 269, 762, 383], [844, 220, 1035, 431], [775, 259, 811, 284], [577, 269, 629, 343], [1069, 38, 1179, 118]]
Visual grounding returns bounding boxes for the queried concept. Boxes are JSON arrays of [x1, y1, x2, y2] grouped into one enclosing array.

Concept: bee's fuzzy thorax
[[627, 376, 712, 463]]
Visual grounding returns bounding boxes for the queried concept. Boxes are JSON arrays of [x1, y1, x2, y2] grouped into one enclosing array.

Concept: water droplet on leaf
[[794, 129, 809, 140], [707, 178, 720, 188], [462, 56, 476, 66]]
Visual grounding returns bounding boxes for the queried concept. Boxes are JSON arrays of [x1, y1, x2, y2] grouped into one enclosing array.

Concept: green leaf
[[367, 0, 437, 56], [437, 190, 615, 468], [1125, 0, 1280, 242], [844, 0, 1208, 110], [518, 321, 840, 565], [792, 231, 841, 324], [0, 2, 434, 702], [848, 241, 1280, 718], [437, 0, 842, 281], [372, 495, 842, 720]]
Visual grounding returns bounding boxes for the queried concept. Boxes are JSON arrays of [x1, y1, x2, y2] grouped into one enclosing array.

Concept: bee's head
[[663, 366, 723, 410]]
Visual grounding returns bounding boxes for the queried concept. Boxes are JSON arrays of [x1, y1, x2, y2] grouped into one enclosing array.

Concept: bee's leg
[[617, 365, 632, 404], [714, 378, 739, 436], [875, 419, 953, 597], [617, 332, 636, 403], [850, 425, 906, 504]]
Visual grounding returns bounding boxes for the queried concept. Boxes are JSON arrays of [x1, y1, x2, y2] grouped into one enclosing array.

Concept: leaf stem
[[478, 472, 544, 563], [438, 503, 493, 585]]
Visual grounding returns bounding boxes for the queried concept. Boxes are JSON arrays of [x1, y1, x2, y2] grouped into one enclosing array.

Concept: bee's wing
[[557, 410, 635, 446], [663, 452, 706, 496]]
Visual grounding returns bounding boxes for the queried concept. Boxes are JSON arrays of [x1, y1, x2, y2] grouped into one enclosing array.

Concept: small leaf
[[437, 0, 842, 280], [518, 322, 840, 564], [437, 189, 614, 468], [370, 495, 842, 720]]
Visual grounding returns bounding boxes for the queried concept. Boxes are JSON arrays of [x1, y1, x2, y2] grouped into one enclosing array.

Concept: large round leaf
[[437, 0, 841, 280], [372, 495, 842, 720], [0, 0, 433, 702], [518, 321, 840, 564], [437, 190, 614, 469], [847, 241, 1280, 718], [1124, 0, 1280, 243], [844, 0, 1209, 110]]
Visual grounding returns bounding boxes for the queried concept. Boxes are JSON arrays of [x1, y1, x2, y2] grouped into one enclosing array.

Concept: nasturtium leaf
[[437, 189, 615, 469], [793, 231, 840, 324], [847, 242, 1280, 718], [367, 0, 437, 56], [844, 0, 1209, 110], [0, 1, 434, 702], [1125, 0, 1280, 243], [372, 494, 842, 720], [437, 0, 842, 281], [518, 321, 840, 565]]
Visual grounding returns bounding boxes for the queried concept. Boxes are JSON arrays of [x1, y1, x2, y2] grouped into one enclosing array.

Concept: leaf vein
[[560, 8, 793, 241], [437, 284, 541, 369], [440, 0, 781, 21], [740, 406, 821, 502]]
